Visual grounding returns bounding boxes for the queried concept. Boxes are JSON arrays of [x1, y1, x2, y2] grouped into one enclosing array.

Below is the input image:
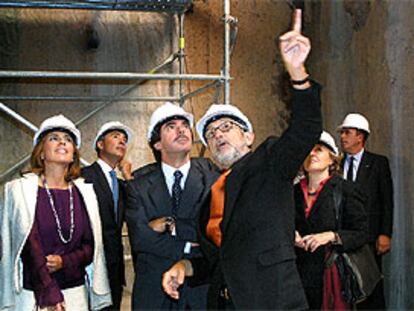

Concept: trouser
[[16, 285, 88, 311]]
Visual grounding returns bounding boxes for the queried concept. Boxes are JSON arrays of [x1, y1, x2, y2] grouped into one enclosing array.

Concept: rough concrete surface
[[1, 0, 413, 308]]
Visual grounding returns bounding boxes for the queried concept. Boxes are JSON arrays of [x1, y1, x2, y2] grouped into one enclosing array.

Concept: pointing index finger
[[292, 9, 302, 33]]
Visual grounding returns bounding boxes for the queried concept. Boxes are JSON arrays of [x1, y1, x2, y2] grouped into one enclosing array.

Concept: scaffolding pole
[[0, 96, 181, 102], [0, 71, 224, 81], [223, 0, 231, 105], [178, 12, 185, 106]]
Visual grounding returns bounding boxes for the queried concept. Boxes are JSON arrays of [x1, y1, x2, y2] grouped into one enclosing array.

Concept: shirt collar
[[347, 148, 364, 163], [161, 160, 191, 180], [97, 158, 115, 174]]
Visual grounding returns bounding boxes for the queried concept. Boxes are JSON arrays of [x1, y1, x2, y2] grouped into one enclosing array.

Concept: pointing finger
[[293, 9, 302, 33]]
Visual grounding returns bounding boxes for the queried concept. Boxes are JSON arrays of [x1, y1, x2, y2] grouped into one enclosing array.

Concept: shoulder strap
[[333, 178, 344, 230]]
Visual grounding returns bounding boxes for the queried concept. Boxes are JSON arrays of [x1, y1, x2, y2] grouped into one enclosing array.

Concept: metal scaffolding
[[0, 0, 234, 182], [0, 0, 193, 12]]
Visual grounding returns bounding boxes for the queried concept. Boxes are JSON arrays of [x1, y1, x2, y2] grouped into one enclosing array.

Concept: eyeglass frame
[[204, 120, 248, 141]]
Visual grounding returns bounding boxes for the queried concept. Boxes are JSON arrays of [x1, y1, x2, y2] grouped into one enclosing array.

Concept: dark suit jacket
[[126, 158, 219, 310], [81, 162, 126, 308], [294, 176, 367, 309], [343, 151, 394, 242], [190, 84, 323, 310]]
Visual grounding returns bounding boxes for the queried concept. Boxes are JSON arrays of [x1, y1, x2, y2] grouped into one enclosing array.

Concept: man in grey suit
[[338, 113, 394, 310], [126, 103, 219, 310]]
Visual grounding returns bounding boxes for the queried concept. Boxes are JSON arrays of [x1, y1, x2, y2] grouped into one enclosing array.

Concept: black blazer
[[294, 176, 367, 308], [126, 158, 219, 309], [343, 151, 394, 242], [191, 84, 323, 310], [81, 162, 126, 304]]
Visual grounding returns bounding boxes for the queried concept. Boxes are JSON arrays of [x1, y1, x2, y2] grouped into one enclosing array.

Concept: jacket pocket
[[258, 244, 296, 266]]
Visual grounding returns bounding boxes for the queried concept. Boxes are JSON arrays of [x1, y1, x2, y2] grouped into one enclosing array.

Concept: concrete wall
[[1, 0, 413, 308]]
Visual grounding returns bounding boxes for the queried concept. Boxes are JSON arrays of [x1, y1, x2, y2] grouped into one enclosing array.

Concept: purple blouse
[[21, 186, 94, 308]]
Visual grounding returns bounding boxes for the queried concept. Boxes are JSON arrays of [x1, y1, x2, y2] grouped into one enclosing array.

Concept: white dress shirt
[[161, 161, 191, 195], [161, 160, 192, 253], [97, 158, 116, 190], [343, 149, 364, 182]]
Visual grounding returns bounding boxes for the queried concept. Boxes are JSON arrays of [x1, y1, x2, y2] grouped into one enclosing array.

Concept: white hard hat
[[196, 104, 253, 146], [33, 114, 81, 148], [147, 102, 194, 142], [318, 131, 339, 156], [337, 113, 370, 134], [93, 121, 133, 148]]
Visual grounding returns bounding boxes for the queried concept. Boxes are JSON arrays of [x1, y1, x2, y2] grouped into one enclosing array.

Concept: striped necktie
[[171, 170, 183, 217]]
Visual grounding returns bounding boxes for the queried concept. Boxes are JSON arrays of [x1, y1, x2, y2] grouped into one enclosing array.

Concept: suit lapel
[[91, 162, 113, 202], [220, 154, 251, 236], [21, 173, 40, 222], [89, 162, 119, 225], [73, 178, 97, 217], [148, 169, 173, 215], [307, 178, 334, 219], [179, 164, 204, 218], [356, 152, 372, 184]]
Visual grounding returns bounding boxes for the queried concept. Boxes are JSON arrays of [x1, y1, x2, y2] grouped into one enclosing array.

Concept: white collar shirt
[[161, 161, 191, 196], [97, 158, 116, 191], [343, 148, 364, 181]]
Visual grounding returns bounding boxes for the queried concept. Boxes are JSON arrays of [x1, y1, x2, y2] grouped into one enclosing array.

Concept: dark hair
[[357, 129, 369, 144], [148, 116, 192, 162], [30, 133, 81, 181]]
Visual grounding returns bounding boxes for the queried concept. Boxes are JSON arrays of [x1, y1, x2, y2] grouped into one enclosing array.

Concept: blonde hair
[[328, 151, 343, 176]]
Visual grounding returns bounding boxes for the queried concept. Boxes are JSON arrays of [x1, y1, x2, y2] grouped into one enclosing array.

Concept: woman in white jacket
[[0, 115, 112, 311]]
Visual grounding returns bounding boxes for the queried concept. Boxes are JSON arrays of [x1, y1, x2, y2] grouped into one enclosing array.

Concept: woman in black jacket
[[294, 131, 368, 310]]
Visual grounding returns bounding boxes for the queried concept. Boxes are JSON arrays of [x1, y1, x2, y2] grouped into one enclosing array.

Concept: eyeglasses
[[204, 120, 245, 140]]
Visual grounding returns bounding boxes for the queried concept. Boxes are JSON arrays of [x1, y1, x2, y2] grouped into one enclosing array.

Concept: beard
[[212, 144, 244, 169]]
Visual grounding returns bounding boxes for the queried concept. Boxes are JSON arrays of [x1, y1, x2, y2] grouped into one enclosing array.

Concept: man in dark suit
[[338, 113, 394, 310], [162, 10, 322, 309], [82, 121, 133, 310], [126, 103, 219, 310]]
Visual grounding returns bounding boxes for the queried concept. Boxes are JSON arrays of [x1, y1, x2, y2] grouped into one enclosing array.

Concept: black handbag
[[331, 180, 382, 304]]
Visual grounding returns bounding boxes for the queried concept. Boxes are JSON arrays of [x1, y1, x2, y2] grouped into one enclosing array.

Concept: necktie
[[110, 170, 119, 222], [172, 170, 183, 217], [206, 169, 231, 247], [347, 156, 354, 182]]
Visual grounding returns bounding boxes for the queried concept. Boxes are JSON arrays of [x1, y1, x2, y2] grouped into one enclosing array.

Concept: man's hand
[[376, 234, 391, 255], [148, 217, 169, 233], [118, 159, 133, 180], [162, 260, 189, 300], [148, 216, 176, 234], [279, 9, 311, 85], [302, 231, 336, 252], [46, 255, 63, 273]]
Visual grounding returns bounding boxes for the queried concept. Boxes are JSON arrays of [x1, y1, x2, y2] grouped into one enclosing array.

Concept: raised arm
[[279, 9, 311, 90]]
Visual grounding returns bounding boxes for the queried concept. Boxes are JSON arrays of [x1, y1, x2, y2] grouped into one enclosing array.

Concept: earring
[[40, 154, 44, 160]]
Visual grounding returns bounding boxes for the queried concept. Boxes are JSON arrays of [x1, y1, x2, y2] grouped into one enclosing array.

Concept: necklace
[[42, 175, 75, 244], [307, 191, 317, 196]]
